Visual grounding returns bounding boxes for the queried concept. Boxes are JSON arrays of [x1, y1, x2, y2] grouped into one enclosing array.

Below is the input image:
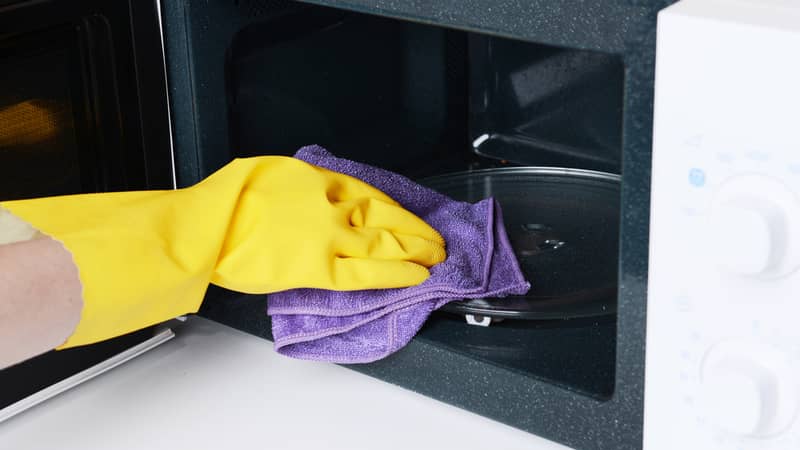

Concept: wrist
[[0, 206, 41, 245]]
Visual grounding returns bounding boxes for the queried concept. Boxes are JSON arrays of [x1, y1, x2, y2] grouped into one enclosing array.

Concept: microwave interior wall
[[162, 1, 666, 448]]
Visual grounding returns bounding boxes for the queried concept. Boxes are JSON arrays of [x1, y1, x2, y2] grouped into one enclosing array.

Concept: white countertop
[[0, 316, 569, 450]]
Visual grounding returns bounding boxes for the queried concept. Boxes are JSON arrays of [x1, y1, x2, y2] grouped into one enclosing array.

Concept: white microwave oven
[[2, 0, 799, 448]]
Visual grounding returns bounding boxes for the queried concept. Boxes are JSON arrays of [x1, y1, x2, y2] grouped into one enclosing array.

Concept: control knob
[[707, 175, 800, 278], [699, 340, 798, 437]]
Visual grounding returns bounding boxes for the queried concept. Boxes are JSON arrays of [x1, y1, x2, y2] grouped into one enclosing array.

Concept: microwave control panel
[[646, 0, 800, 449]]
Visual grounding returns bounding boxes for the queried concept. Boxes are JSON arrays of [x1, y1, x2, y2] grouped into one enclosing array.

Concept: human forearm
[[1, 156, 444, 349], [0, 155, 444, 363], [0, 236, 83, 369]]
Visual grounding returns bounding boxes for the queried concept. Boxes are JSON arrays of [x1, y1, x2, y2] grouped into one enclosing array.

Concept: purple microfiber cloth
[[267, 145, 530, 363]]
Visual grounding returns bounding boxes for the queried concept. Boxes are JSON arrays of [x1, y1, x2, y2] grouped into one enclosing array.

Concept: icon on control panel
[[689, 168, 706, 187]]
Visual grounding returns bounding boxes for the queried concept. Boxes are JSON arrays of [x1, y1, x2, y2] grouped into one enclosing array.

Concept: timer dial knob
[[707, 175, 800, 278], [699, 340, 798, 437]]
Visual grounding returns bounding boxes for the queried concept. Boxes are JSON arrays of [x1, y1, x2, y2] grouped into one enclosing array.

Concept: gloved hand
[[0, 156, 446, 348]]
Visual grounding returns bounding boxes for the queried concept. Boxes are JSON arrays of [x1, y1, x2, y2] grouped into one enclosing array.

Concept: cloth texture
[[267, 146, 530, 363]]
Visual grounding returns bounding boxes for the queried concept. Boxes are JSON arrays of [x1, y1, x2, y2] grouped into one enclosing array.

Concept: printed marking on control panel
[[716, 152, 735, 164], [745, 150, 770, 162], [683, 134, 704, 148], [675, 295, 693, 312], [689, 168, 706, 187]]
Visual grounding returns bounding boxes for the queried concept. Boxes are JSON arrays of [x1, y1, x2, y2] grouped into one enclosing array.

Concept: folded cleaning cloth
[[267, 146, 530, 363]]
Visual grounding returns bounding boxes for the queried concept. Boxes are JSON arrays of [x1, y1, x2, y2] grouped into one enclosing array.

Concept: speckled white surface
[[0, 317, 568, 450]]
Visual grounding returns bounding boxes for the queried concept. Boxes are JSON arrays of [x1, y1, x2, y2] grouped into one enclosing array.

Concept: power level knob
[[707, 175, 800, 278], [709, 197, 786, 275], [699, 340, 798, 437]]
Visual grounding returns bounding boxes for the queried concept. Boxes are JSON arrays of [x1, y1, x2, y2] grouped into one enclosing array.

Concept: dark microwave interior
[[229, 7, 623, 176], [196, 3, 624, 400]]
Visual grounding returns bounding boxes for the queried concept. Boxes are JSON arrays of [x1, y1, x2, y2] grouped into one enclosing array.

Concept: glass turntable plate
[[421, 167, 620, 321]]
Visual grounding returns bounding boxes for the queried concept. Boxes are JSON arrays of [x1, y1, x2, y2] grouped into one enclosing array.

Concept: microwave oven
[[3, 0, 799, 448]]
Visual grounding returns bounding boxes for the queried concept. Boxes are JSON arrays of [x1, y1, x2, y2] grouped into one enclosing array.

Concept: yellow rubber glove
[[0, 156, 446, 348]]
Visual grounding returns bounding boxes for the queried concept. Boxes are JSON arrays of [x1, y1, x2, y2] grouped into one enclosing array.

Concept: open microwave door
[[0, 0, 175, 422]]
